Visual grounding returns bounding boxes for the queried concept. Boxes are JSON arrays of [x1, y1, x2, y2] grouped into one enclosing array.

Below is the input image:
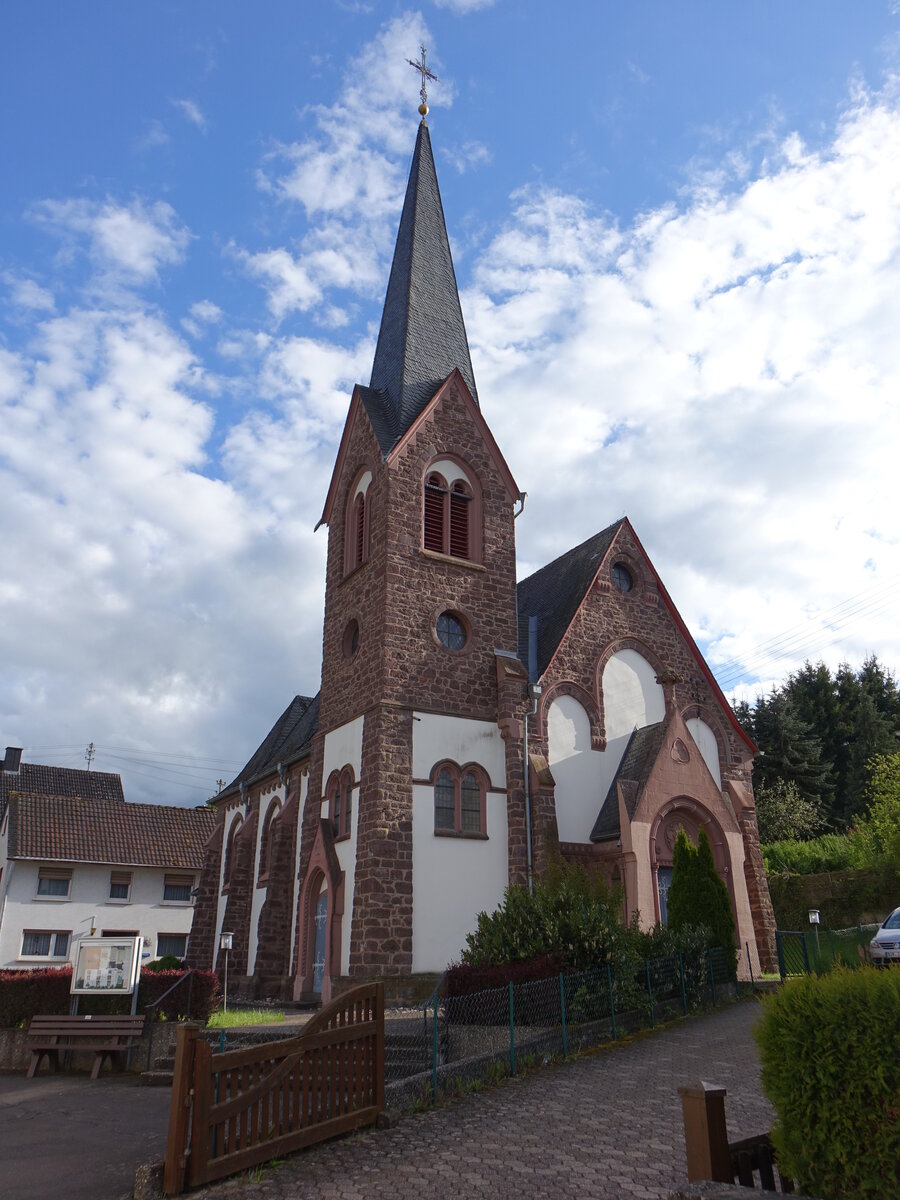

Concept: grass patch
[[207, 1007, 286, 1028]]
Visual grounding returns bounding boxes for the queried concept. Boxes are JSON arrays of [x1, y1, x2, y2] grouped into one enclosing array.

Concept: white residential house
[[0, 747, 215, 969]]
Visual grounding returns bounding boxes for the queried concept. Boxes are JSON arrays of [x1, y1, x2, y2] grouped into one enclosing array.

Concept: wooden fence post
[[188, 1036, 213, 1187], [164, 1023, 198, 1197], [678, 1081, 733, 1184]]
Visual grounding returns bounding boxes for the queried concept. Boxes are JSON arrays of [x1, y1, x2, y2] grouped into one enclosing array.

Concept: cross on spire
[[407, 43, 439, 119]]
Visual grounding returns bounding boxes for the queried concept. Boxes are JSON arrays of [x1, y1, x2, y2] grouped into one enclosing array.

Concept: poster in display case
[[71, 936, 143, 995]]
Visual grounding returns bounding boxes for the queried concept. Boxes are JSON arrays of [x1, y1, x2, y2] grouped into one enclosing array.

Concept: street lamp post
[[219, 932, 233, 1012]]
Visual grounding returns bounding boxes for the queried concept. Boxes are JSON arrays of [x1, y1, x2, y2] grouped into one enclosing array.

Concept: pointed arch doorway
[[295, 819, 345, 1005]]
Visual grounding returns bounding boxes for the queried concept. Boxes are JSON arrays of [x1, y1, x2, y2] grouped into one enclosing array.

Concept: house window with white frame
[[163, 874, 193, 903], [156, 933, 188, 959], [109, 871, 132, 902], [36, 868, 72, 899], [21, 930, 71, 959]]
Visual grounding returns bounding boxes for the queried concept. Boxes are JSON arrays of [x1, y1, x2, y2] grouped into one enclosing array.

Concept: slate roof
[[367, 120, 478, 452], [590, 720, 670, 842], [8, 793, 216, 868], [1, 761, 124, 822], [516, 520, 625, 678], [216, 693, 320, 802]]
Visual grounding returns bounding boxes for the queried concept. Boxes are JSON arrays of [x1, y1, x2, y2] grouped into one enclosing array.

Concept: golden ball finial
[[418, 101, 429, 118]]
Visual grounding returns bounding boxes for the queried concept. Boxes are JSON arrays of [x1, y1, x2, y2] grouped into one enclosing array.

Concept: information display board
[[71, 936, 143, 995]]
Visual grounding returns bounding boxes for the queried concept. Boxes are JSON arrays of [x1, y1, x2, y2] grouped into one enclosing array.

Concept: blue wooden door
[[657, 867, 674, 926], [312, 889, 328, 995]]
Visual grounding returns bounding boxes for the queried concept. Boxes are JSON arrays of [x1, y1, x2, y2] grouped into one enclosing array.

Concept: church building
[[187, 105, 777, 1001]]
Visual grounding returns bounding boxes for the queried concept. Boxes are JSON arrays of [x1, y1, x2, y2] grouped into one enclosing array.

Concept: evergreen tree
[[844, 692, 898, 822], [667, 828, 737, 965], [751, 690, 832, 806]]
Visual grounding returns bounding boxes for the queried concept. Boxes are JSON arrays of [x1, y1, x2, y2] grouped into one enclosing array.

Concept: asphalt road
[[0, 1073, 171, 1200]]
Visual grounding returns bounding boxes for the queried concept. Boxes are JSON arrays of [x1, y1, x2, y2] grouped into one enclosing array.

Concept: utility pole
[[216, 778, 226, 794], [84, 742, 95, 770]]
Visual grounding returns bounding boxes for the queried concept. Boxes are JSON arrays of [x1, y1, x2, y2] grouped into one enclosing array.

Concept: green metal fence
[[775, 924, 879, 978], [384, 946, 737, 1104]]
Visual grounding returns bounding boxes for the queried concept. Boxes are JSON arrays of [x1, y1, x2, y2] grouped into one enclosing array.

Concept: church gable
[[527, 518, 753, 766]]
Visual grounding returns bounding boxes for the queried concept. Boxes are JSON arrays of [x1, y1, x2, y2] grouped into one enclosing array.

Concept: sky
[[2, 2, 900, 806]]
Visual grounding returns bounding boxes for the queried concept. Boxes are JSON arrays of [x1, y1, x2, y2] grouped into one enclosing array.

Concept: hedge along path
[[755, 965, 900, 1200]]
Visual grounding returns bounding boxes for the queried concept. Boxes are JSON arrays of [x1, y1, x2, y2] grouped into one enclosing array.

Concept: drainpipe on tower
[[523, 615, 541, 896]]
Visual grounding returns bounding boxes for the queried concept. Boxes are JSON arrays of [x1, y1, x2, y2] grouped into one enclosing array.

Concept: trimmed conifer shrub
[[667, 828, 737, 967], [755, 966, 900, 1198]]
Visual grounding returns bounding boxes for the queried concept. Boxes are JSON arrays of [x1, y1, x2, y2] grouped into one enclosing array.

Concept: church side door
[[312, 885, 328, 996]]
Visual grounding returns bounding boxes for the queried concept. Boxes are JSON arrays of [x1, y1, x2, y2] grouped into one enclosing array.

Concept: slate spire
[[369, 120, 478, 436]]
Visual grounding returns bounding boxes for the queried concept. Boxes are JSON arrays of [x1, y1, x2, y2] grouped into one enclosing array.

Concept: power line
[[712, 576, 900, 692]]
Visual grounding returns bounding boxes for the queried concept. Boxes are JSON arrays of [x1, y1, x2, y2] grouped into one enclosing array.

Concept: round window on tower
[[342, 618, 360, 659], [611, 563, 634, 594], [435, 610, 467, 652]]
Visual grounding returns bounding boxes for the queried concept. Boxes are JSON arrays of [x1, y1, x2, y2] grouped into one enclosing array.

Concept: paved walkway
[[197, 999, 773, 1200], [0, 1072, 171, 1200]]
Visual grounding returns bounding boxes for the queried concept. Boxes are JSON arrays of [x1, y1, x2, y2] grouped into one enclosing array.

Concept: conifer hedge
[[755, 966, 900, 1199]]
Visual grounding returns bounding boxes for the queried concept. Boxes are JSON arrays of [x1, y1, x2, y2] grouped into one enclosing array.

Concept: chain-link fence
[[775, 923, 880, 978], [385, 946, 736, 1108]]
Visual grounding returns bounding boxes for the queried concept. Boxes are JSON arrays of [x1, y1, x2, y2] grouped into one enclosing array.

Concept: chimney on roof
[[2, 747, 23, 774]]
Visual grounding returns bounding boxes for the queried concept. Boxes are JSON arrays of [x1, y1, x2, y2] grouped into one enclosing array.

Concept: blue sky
[[2, 3, 900, 803]]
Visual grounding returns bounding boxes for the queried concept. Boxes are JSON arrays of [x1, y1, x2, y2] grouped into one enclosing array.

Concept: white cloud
[[30, 198, 190, 284], [470, 88, 900, 689], [432, 0, 496, 12], [5, 274, 55, 312], [172, 98, 208, 132], [443, 139, 492, 174]]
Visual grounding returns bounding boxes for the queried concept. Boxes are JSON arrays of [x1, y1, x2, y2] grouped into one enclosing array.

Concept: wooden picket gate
[[164, 982, 385, 1195]]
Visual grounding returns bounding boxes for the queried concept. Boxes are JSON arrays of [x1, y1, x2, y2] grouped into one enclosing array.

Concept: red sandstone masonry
[[253, 770, 302, 996], [186, 819, 223, 971], [528, 522, 776, 968], [218, 807, 258, 978], [308, 381, 524, 989]]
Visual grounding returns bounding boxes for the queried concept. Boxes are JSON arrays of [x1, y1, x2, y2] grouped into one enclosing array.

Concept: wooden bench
[[26, 1014, 146, 1081]]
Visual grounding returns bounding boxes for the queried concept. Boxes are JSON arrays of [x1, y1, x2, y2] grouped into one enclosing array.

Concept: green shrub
[[144, 955, 184, 973], [667, 829, 737, 967], [461, 861, 628, 970], [762, 831, 859, 875], [756, 966, 900, 1198]]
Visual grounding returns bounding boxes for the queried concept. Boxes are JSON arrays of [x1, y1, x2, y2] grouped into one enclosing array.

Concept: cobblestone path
[[197, 999, 773, 1200]]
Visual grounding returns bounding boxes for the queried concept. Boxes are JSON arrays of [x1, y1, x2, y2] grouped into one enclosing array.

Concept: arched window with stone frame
[[343, 469, 372, 576], [222, 813, 243, 892], [257, 799, 282, 883], [326, 767, 354, 840], [431, 761, 488, 836], [422, 458, 481, 563]]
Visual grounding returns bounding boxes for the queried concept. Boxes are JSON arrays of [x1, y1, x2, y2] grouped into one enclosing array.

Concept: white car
[[869, 908, 900, 965]]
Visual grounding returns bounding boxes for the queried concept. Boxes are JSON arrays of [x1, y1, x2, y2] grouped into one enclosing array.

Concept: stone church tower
[[293, 117, 531, 1002], [187, 110, 777, 1000]]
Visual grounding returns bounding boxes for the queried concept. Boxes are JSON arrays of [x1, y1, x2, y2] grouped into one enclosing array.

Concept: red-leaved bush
[[0, 967, 220, 1026]]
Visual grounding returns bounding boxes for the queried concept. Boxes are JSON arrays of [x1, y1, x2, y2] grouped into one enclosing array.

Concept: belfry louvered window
[[343, 471, 371, 576], [424, 472, 472, 559]]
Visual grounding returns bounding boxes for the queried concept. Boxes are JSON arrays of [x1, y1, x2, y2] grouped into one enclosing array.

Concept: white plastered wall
[[686, 718, 722, 788], [321, 716, 364, 977], [411, 713, 509, 973], [288, 770, 309, 976], [548, 650, 666, 843], [246, 785, 286, 975], [0, 860, 198, 969]]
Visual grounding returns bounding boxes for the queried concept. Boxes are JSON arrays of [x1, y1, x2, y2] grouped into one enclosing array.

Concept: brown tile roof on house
[[7, 792, 216, 869], [1, 760, 124, 820]]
